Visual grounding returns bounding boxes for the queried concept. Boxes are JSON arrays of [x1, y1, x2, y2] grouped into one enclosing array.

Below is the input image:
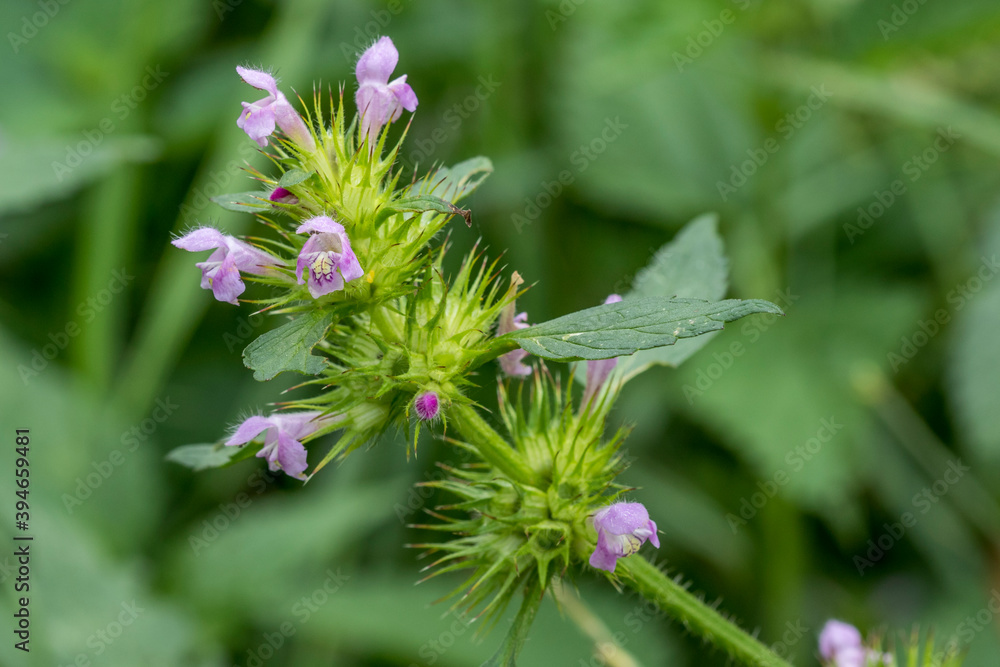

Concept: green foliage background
[[2, 0, 1000, 665]]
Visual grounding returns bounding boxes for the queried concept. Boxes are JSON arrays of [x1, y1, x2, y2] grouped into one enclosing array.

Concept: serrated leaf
[[618, 213, 729, 379], [165, 442, 262, 471], [383, 194, 472, 226], [506, 296, 782, 362], [243, 311, 334, 381], [278, 168, 313, 187], [210, 191, 270, 213]]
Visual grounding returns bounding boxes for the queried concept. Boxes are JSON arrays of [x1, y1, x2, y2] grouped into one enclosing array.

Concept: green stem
[[447, 403, 535, 486], [618, 556, 794, 667]]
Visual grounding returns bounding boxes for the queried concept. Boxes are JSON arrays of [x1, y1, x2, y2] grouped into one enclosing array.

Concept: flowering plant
[[166, 37, 967, 666]]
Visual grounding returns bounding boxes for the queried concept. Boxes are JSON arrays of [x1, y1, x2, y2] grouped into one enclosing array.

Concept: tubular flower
[[497, 271, 532, 377], [172, 227, 281, 305], [295, 216, 364, 298], [589, 502, 659, 573], [236, 66, 316, 151], [414, 391, 440, 421], [225, 411, 332, 480], [355, 36, 418, 150], [582, 294, 623, 407], [819, 620, 892, 667]]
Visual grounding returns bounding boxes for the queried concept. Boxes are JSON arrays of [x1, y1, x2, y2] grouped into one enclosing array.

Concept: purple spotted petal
[[295, 216, 364, 298]]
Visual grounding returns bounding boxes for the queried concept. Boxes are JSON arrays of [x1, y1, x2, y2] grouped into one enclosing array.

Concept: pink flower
[[236, 66, 316, 151], [172, 227, 281, 305], [589, 502, 659, 573], [294, 216, 364, 298], [819, 620, 893, 667], [414, 391, 440, 421], [226, 411, 333, 480], [355, 37, 418, 150], [497, 272, 532, 377]]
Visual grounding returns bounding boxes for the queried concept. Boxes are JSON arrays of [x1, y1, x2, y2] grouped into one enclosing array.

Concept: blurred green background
[[3, 0, 1000, 665]]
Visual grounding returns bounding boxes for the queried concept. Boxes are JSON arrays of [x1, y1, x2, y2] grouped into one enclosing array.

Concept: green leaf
[[382, 194, 472, 226], [409, 156, 494, 203], [210, 191, 271, 213], [482, 580, 543, 667], [278, 168, 313, 187], [242, 311, 334, 381], [164, 442, 262, 471], [618, 213, 729, 379], [506, 296, 782, 362]]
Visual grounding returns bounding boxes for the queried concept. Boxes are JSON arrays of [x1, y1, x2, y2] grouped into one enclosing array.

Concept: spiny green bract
[[287, 242, 519, 474], [411, 367, 632, 628]]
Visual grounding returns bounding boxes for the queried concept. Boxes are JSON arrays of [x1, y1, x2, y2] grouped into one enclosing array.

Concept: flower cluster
[[172, 34, 661, 663]]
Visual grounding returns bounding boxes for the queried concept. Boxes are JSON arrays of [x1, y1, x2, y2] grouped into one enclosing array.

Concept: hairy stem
[[447, 402, 535, 485], [618, 556, 794, 667]]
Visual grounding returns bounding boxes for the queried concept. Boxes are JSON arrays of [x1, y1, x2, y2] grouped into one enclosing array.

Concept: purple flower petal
[[819, 620, 863, 660], [225, 416, 275, 446], [209, 251, 246, 304], [356, 36, 398, 84], [237, 100, 277, 148], [388, 76, 418, 112], [172, 227, 228, 252], [295, 216, 364, 298], [224, 412, 329, 480], [589, 501, 660, 573], [236, 66, 279, 97], [414, 392, 440, 421]]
